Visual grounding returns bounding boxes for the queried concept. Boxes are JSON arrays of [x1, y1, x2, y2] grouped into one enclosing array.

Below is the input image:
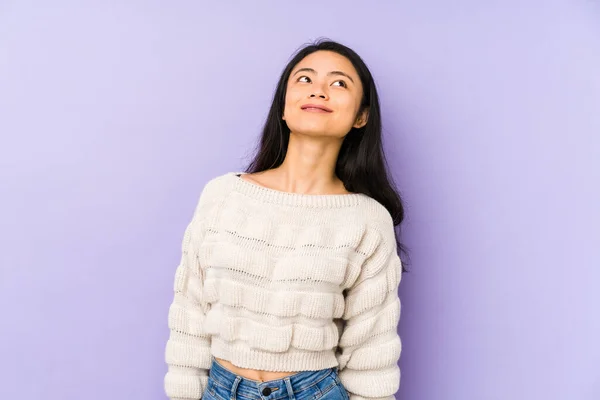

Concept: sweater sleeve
[[164, 192, 213, 400], [336, 218, 403, 400]]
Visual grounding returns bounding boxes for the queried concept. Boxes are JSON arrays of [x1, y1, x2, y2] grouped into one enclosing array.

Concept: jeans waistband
[[209, 356, 337, 395]]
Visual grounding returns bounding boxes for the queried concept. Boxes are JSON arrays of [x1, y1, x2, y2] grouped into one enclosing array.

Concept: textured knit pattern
[[164, 171, 403, 400]]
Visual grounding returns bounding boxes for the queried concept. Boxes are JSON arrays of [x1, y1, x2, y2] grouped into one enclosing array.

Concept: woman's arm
[[164, 192, 213, 400], [336, 217, 403, 400]]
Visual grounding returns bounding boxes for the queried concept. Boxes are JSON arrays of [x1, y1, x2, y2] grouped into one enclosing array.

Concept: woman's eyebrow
[[328, 70, 354, 84], [292, 67, 355, 84]]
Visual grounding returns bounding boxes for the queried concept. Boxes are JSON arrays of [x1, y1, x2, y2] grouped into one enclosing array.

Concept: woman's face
[[283, 50, 367, 138]]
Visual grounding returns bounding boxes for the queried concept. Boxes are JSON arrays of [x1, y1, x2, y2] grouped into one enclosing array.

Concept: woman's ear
[[353, 108, 369, 129]]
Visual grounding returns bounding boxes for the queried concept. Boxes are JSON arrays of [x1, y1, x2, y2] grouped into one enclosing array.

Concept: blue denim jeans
[[203, 356, 349, 400]]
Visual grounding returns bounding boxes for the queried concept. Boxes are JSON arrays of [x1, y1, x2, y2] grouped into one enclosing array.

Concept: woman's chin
[[289, 125, 344, 138]]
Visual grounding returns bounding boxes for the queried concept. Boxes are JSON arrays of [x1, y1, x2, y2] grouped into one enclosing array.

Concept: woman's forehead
[[292, 51, 358, 76]]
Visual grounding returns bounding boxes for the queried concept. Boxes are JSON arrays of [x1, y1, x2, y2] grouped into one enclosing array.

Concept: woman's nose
[[308, 80, 329, 99]]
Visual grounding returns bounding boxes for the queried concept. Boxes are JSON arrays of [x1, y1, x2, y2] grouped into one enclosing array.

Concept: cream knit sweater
[[164, 172, 403, 400]]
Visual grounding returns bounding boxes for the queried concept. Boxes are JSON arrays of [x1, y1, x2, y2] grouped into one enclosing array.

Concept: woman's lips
[[301, 104, 333, 113]]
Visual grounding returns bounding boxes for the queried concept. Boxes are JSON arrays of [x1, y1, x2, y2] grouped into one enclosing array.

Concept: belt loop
[[230, 376, 242, 400], [284, 377, 295, 400]]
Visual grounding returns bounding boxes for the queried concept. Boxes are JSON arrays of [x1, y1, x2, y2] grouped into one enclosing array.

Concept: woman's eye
[[298, 76, 311, 83], [332, 80, 347, 88]]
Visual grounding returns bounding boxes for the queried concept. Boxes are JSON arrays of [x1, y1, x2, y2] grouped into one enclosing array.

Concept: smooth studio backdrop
[[1, 1, 599, 399]]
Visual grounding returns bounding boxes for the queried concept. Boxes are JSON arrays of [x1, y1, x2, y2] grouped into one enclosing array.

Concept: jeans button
[[262, 387, 272, 396]]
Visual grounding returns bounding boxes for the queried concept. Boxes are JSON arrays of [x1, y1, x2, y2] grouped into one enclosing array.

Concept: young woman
[[164, 39, 408, 400]]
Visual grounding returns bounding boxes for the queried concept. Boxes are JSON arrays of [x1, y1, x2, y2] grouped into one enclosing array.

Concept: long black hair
[[244, 39, 410, 273]]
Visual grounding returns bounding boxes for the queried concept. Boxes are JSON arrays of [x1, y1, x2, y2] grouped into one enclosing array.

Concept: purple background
[[1, 1, 599, 399]]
